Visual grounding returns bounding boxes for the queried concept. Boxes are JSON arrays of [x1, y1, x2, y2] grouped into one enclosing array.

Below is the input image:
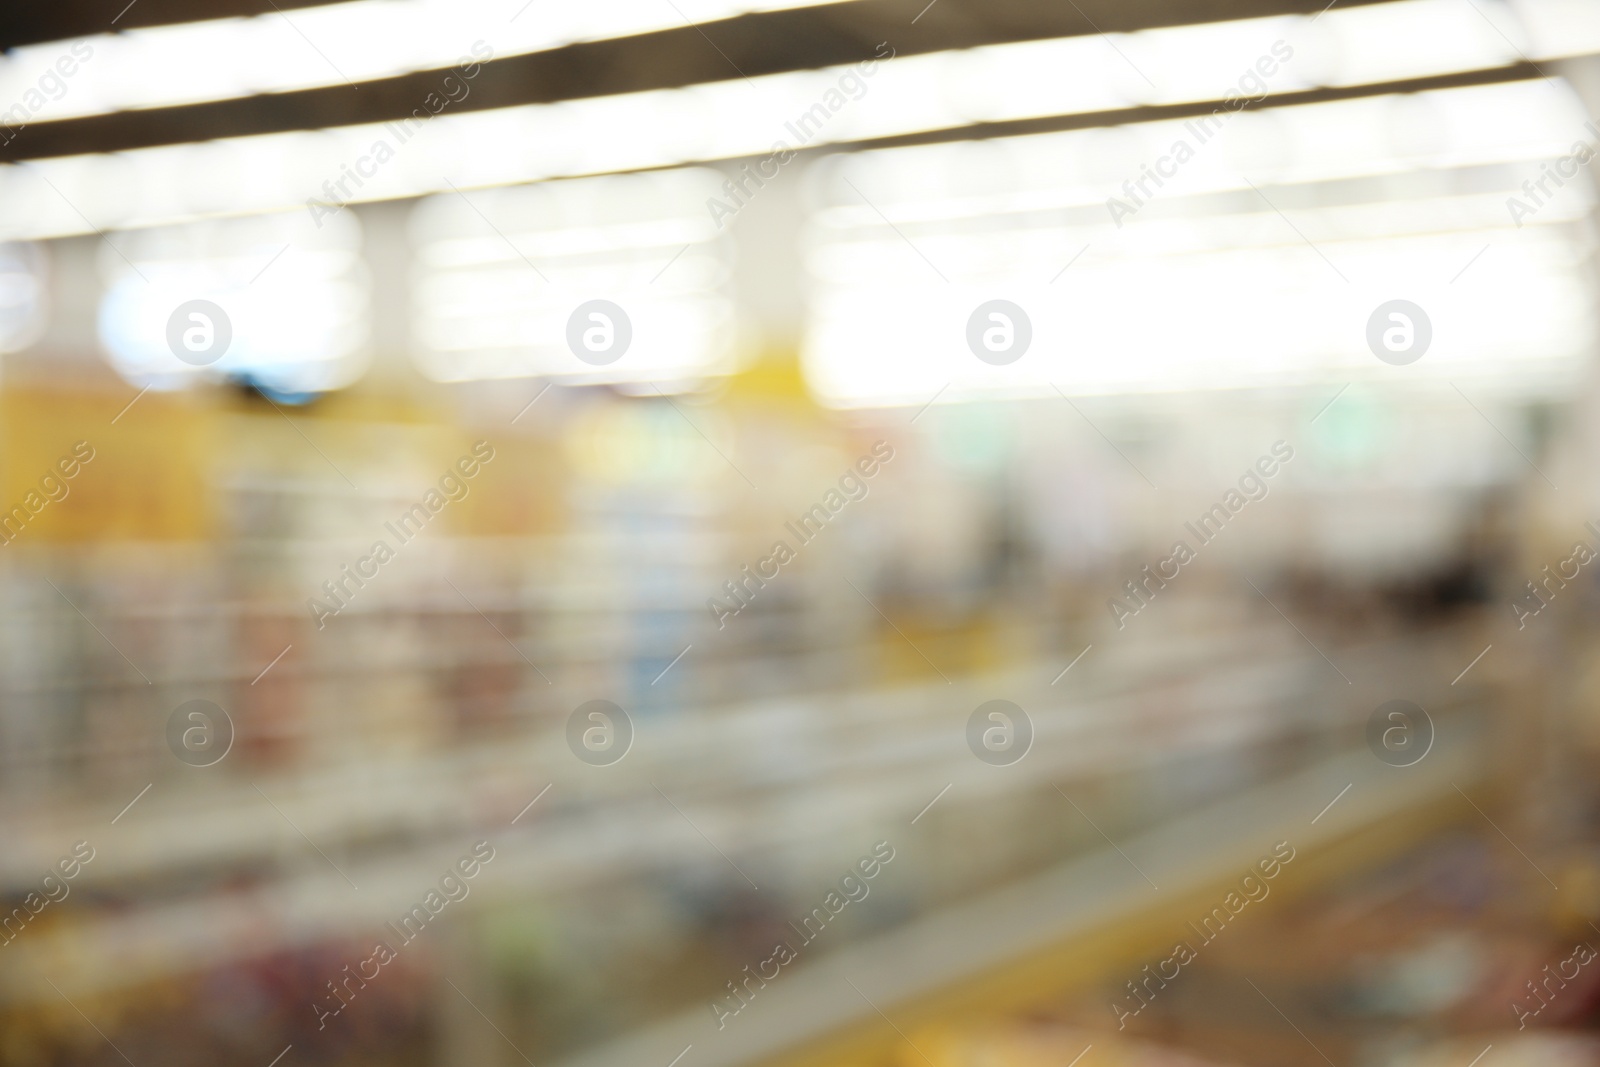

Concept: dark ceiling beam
[[1, 0, 1402, 163], [0, 0, 335, 51], [794, 62, 1542, 158]]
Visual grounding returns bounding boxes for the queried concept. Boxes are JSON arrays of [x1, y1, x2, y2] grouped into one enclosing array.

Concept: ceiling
[[0, 0, 1409, 163]]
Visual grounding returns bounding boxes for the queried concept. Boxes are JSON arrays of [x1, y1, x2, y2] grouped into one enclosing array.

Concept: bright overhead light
[[798, 80, 1597, 407], [0, 0, 866, 127], [1, 0, 1598, 241]]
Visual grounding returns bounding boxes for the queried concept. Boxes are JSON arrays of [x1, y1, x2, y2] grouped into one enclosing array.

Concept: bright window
[[0, 242, 46, 354], [409, 169, 734, 387], [97, 210, 370, 395]]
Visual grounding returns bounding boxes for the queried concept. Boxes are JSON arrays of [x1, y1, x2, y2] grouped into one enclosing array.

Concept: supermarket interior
[[5, 0, 1600, 1065]]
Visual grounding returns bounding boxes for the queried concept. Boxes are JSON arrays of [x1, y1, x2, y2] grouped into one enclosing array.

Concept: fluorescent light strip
[[2, 0, 1597, 241], [0, 0, 864, 126], [808, 80, 1595, 229]]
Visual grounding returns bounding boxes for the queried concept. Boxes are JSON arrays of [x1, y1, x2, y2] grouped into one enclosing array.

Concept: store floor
[[912, 831, 1600, 1067]]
